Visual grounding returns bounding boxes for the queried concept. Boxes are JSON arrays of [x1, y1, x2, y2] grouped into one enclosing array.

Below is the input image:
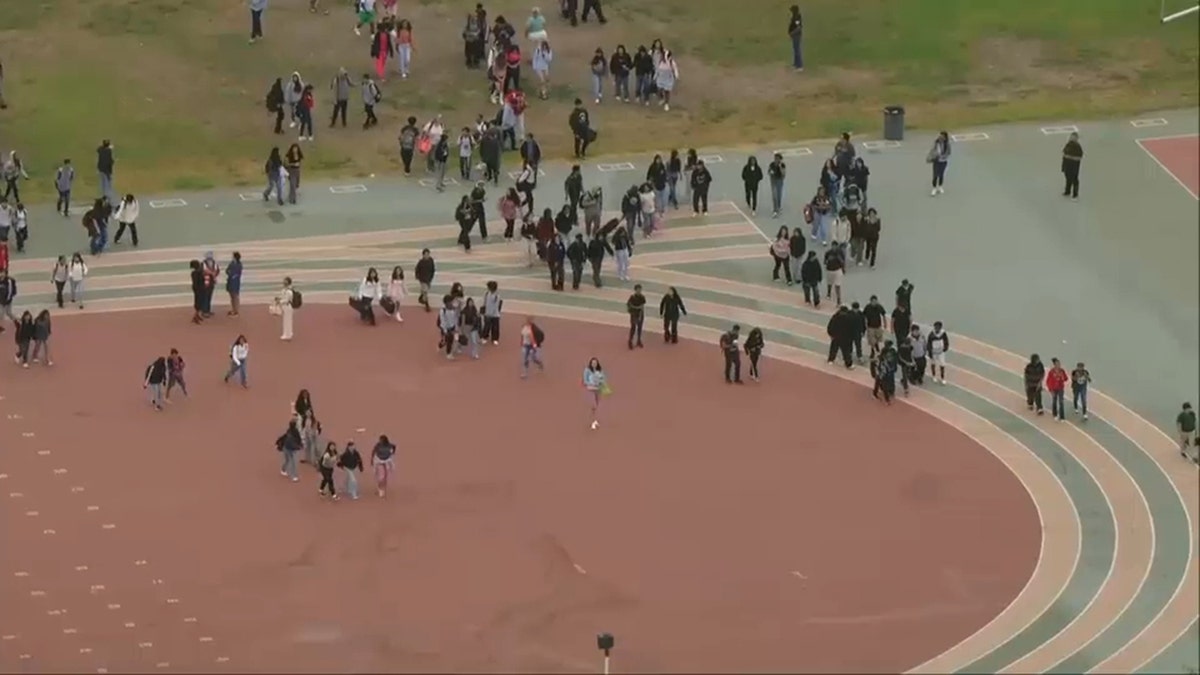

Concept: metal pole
[[603, 655, 610, 675]]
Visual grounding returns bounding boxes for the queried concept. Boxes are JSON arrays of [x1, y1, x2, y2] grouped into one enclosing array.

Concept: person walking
[[96, 139, 116, 203], [28, 309, 51, 366], [659, 287, 687, 344], [414, 248, 435, 311], [927, 320, 950, 384], [296, 84, 315, 141], [361, 73, 381, 129], [165, 348, 187, 401], [50, 256, 68, 309], [225, 251, 243, 316], [263, 147, 285, 206], [519, 316, 545, 378], [383, 266, 406, 322], [566, 233, 587, 290], [461, 298, 482, 359], [891, 303, 912, 346], [1178, 402, 1198, 464], [896, 335, 915, 396], [1061, 131, 1083, 199], [744, 326, 764, 381], [1071, 361, 1091, 420], [808, 185, 832, 244], [68, 252, 88, 309], [690, 159, 712, 216], [569, 99, 594, 158], [1046, 357, 1069, 421], [354, 267, 382, 324], [848, 301, 866, 365], [581, 357, 611, 430], [863, 295, 887, 359], [113, 194, 140, 246], [626, 284, 646, 349], [142, 353, 168, 409], [54, 159, 75, 217], [872, 340, 899, 404], [741, 156, 763, 216], [909, 325, 927, 386], [825, 305, 854, 369], [1023, 354, 1046, 415], [895, 278, 915, 314], [223, 335, 250, 388], [0, 270, 16, 323], [11, 310, 34, 368], [481, 281, 503, 344], [318, 443, 339, 501], [276, 417, 302, 482], [338, 441, 364, 499], [861, 207, 881, 269], [720, 324, 743, 384], [395, 19, 414, 78], [770, 226, 792, 285], [823, 244, 845, 306], [799, 250, 822, 308], [249, 0, 268, 43], [926, 131, 951, 196], [787, 5, 804, 71], [437, 295, 460, 360], [371, 435, 396, 498], [768, 153, 787, 217], [330, 68, 352, 127], [1, 151, 28, 202], [200, 252, 220, 317], [284, 143, 303, 204], [302, 411, 322, 467], [370, 20, 394, 81]]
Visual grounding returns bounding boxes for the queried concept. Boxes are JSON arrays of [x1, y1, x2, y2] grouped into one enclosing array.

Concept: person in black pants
[[720, 325, 743, 383], [569, 100, 593, 158], [826, 305, 854, 369], [249, 0, 266, 43], [1061, 132, 1083, 199], [566, 234, 588, 290], [470, 182, 488, 240], [690, 159, 712, 215], [862, 208, 881, 269], [587, 233, 613, 287], [659, 287, 687, 343], [414, 248, 435, 312], [546, 234, 566, 291], [849, 301, 866, 364], [1023, 354, 1046, 415], [626, 284, 646, 349], [741, 156, 763, 215], [318, 443, 339, 500], [582, 0, 607, 23], [744, 327, 764, 381]]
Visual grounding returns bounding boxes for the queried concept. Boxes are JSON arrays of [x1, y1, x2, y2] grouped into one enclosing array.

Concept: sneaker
[[590, 420, 599, 430], [280, 471, 288, 477], [663, 103, 670, 111], [289, 121, 297, 128], [938, 187, 945, 194], [931, 188, 938, 196], [291, 477, 299, 482], [1082, 414, 1088, 421]]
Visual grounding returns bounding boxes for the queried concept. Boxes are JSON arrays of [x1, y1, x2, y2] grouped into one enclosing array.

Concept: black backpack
[[531, 323, 545, 346], [291, 290, 303, 308]]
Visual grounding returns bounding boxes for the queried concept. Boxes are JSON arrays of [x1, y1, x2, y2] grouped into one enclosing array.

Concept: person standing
[[583, 357, 608, 430], [329, 68, 352, 127], [338, 441, 364, 500], [225, 251, 243, 316], [720, 324, 743, 384], [189, 260, 206, 324], [520, 317, 545, 379], [825, 305, 854, 369], [96, 139, 116, 203], [546, 233, 566, 291], [284, 143, 303, 204], [277, 417, 302, 482], [569, 99, 593, 159], [113, 194, 140, 246], [926, 131, 951, 196], [690, 159, 712, 216], [1071, 361, 1091, 420], [744, 327, 764, 381], [165, 348, 187, 401], [200, 253, 220, 318], [371, 435, 396, 497], [276, 277, 296, 340], [862, 295, 887, 358], [415, 248, 435, 311], [799, 250, 822, 308], [1023, 354, 1046, 415], [55, 159, 75, 217], [741, 157, 763, 216], [1178, 402, 1198, 464], [927, 320, 950, 384], [823, 244, 845, 306], [482, 281, 503, 344], [1061, 131, 1083, 200], [626, 284, 646, 349], [768, 153, 787, 217], [1046, 357, 1069, 421], [223, 335, 250, 388], [787, 5, 804, 71], [659, 287, 687, 344], [143, 354, 168, 409], [249, 0, 267, 43]]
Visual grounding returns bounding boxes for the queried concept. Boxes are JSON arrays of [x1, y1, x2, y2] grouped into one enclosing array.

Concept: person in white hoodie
[[830, 211, 851, 258], [385, 266, 406, 322], [354, 267, 382, 325], [283, 72, 304, 128], [222, 334, 250, 388], [113, 193, 140, 246], [68, 252, 88, 309]]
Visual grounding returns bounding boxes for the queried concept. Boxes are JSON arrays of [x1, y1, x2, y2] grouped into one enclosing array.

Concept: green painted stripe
[[1136, 619, 1199, 675]]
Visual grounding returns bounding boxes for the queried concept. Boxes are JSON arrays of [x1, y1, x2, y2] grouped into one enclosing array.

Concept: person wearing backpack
[[274, 276, 298, 340], [520, 316, 545, 378], [361, 73, 381, 129]]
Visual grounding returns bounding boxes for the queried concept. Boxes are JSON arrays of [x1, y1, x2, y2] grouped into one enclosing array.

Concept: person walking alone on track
[[372, 435, 397, 498], [659, 287, 687, 344], [583, 357, 609, 430], [626, 284, 646, 349]]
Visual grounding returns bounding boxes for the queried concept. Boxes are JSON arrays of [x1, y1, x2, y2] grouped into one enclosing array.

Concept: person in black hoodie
[[1024, 354, 1046, 415], [569, 99, 593, 158], [554, 204, 574, 241], [741, 156, 763, 215], [896, 336, 915, 396], [587, 232, 613, 287], [895, 279, 914, 313], [862, 207, 881, 269], [1061, 131, 1083, 199], [414, 248, 436, 311], [626, 284, 646, 349], [565, 165, 584, 222], [825, 305, 854, 369], [633, 45, 655, 104], [848, 301, 866, 365], [610, 45, 633, 102], [142, 353, 168, 410], [720, 324, 743, 384], [469, 181, 488, 240], [646, 154, 668, 213], [799, 250, 822, 307], [479, 124, 502, 185], [567, 233, 588, 290], [189, 260, 206, 325], [546, 233, 567, 290], [338, 441, 364, 500], [690, 159, 712, 216], [891, 303, 912, 344], [455, 196, 475, 252], [788, 227, 807, 283], [872, 339, 898, 404], [744, 327, 764, 381], [659, 286, 687, 344]]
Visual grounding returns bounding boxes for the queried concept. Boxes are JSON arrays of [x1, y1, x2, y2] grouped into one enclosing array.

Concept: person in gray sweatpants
[[330, 68, 352, 127]]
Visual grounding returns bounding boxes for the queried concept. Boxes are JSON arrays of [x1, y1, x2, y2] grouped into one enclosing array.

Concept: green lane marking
[[1136, 619, 1199, 675]]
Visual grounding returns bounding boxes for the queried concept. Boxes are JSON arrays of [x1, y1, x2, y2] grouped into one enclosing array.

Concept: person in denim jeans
[[520, 317, 545, 378], [223, 335, 250, 388], [610, 45, 632, 102], [263, 147, 285, 205], [788, 6, 804, 71], [278, 418, 302, 482], [339, 442, 364, 500], [666, 149, 681, 208], [589, 48, 607, 103], [1071, 362, 1091, 421]]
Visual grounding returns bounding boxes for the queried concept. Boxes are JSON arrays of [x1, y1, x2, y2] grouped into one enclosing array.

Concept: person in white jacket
[[222, 334, 250, 388], [274, 277, 296, 340], [68, 252, 88, 309], [831, 212, 851, 258], [113, 194, 140, 246], [385, 266, 406, 322], [355, 267, 382, 325]]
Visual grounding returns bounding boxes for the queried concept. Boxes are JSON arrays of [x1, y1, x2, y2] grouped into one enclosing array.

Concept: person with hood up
[[283, 72, 304, 129], [266, 78, 286, 134], [825, 304, 854, 369], [799, 250, 822, 308], [586, 230, 613, 288]]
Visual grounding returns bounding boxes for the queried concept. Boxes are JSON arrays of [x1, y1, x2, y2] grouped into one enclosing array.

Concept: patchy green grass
[[0, 0, 1195, 200]]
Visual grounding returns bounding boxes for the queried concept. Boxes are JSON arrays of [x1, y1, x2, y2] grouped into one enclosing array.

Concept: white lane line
[[573, 563, 588, 575], [792, 570, 807, 579]]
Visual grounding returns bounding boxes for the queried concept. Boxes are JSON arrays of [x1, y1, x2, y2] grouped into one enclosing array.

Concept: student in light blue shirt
[[582, 357, 608, 429]]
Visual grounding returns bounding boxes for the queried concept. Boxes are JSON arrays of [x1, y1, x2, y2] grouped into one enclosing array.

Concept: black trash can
[[883, 105, 905, 141]]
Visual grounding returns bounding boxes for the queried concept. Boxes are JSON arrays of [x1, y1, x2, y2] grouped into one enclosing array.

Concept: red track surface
[[0, 306, 1040, 673], [1140, 135, 1200, 199]]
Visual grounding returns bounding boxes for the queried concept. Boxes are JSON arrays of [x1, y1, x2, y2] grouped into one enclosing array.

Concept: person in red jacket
[[1046, 357, 1069, 421]]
